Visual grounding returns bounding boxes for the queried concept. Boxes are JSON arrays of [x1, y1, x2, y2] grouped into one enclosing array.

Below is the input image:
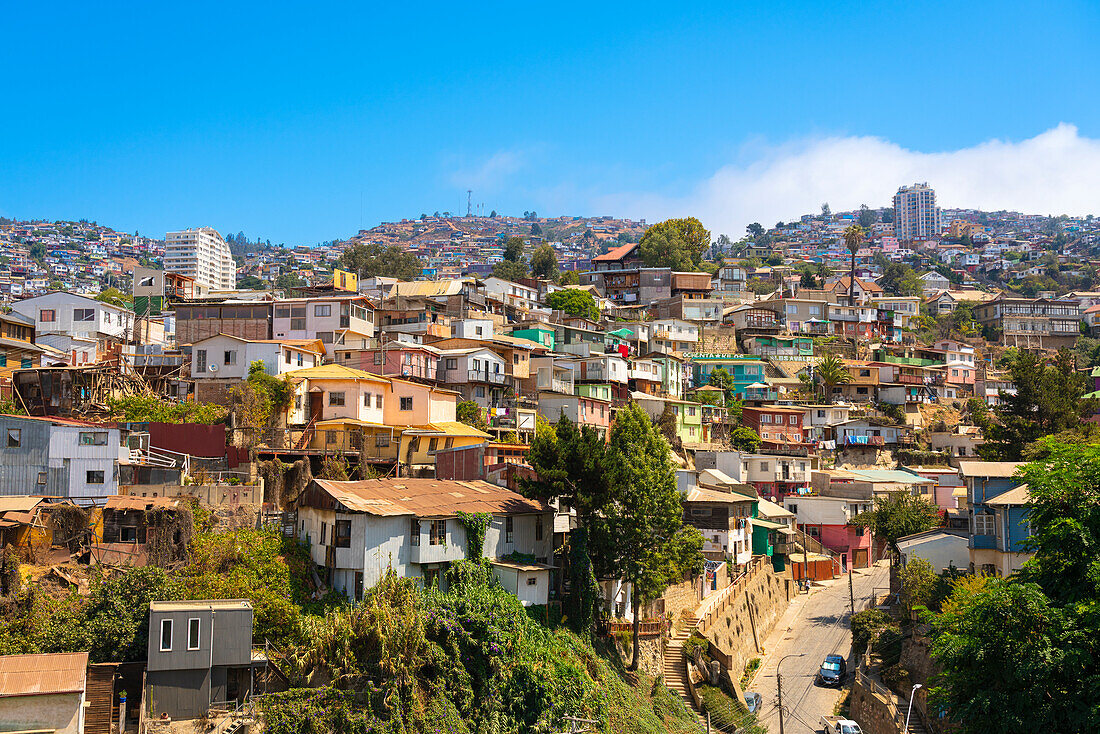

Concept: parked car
[[817, 654, 846, 687], [743, 691, 762, 714], [820, 715, 862, 734]]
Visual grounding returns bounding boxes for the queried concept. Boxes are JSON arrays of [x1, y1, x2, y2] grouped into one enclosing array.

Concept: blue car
[[817, 654, 847, 687]]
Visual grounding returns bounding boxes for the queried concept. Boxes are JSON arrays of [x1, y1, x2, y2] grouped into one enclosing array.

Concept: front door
[[853, 548, 869, 568], [309, 392, 323, 422]]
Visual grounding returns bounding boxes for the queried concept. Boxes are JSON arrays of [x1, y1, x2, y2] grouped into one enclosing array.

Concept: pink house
[[782, 495, 874, 569], [333, 343, 442, 382], [933, 340, 976, 386], [904, 466, 964, 512]]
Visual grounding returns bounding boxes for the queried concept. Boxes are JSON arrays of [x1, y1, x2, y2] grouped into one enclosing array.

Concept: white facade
[[782, 495, 872, 526], [272, 298, 375, 359], [297, 506, 553, 603], [893, 183, 941, 242], [165, 227, 235, 291], [11, 292, 133, 343], [897, 530, 969, 574], [190, 335, 321, 380]]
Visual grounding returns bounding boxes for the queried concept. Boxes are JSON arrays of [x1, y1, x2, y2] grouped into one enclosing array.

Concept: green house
[[510, 326, 555, 350]]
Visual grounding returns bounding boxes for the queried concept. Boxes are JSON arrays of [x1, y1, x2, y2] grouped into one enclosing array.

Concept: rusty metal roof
[[311, 478, 549, 518], [105, 495, 182, 511], [0, 652, 88, 697]]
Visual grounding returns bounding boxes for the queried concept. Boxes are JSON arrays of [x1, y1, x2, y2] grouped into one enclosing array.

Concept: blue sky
[[3, 1, 1099, 243]]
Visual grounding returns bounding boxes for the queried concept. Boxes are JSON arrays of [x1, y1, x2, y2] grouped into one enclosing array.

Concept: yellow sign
[[333, 268, 358, 292]]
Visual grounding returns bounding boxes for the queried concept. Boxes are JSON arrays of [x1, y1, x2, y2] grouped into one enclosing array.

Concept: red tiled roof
[[592, 242, 639, 263]]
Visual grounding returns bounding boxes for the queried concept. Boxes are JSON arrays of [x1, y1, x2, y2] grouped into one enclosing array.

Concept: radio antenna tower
[[466, 190, 472, 217]]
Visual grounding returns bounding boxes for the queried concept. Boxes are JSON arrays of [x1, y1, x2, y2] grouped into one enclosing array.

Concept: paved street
[[748, 562, 890, 734]]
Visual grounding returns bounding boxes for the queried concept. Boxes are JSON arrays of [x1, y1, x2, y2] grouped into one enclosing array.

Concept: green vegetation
[[107, 394, 227, 424], [94, 287, 133, 308], [799, 354, 850, 404], [740, 657, 761, 690], [975, 349, 1098, 460], [639, 217, 710, 271], [529, 243, 558, 280], [696, 684, 766, 733], [492, 236, 530, 281], [544, 288, 600, 321], [339, 241, 423, 281], [456, 400, 489, 432], [850, 493, 941, 559]]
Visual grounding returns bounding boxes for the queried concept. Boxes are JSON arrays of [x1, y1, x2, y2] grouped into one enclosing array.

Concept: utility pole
[[776, 653, 804, 734], [849, 562, 856, 615]]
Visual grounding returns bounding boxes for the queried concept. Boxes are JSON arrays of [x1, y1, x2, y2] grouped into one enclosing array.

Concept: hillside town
[[1, 184, 1099, 734]]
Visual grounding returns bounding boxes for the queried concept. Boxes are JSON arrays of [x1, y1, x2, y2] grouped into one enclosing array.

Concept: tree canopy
[[529, 243, 558, 280], [94, 287, 132, 308], [638, 217, 711, 271], [338, 242, 423, 281], [544, 288, 600, 321], [850, 492, 941, 558]]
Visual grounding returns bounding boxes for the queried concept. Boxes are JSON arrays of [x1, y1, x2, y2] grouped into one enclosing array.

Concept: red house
[[742, 406, 807, 449]]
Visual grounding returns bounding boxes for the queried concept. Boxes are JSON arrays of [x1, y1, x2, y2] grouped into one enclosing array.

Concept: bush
[[682, 631, 709, 661], [697, 684, 766, 734], [851, 608, 897, 654], [881, 663, 912, 694]]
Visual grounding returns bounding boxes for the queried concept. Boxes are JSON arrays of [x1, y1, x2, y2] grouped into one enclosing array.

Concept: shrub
[[851, 608, 897, 654], [697, 684, 766, 734]]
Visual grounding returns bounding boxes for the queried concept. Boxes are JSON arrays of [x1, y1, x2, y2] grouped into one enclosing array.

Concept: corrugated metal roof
[[391, 280, 466, 298], [150, 599, 253, 612], [310, 478, 548, 518], [283, 364, 390, 381], [105, 495, 182, 511], [685, 487, 752, 505], [957, 461, 1025, 478], [985, 484, 1031, 507], [0, 496, 49, 514], [0, 652, 88, 697]]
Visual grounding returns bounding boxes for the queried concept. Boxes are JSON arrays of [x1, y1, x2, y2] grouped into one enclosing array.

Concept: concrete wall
[[701, 564, 793, 684], [0, 691, 84, 734], [851, 676, 903, 734]]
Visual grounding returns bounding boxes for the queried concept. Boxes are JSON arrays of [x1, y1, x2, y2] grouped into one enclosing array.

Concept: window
[[374, 352, 383, 365], [410, 518, 421, 546], [789, 416, 797, 425], [291, 318, 307, 330], [36, 471, 46, 485], [285, 350, 292, 364], [975, 514, 995, 535], [79, 431, 108, 446], [526, 576, 538, 586], [859, 369, 871, 377], [817, 410, 825, 418], [160, 619, 173, 652], [187, 618, 200, 650], [74, 308, 94, 322], [297, 352, 304, 367], [760, 462, 769, 472], [445, 437, 454, 449], [761, 415, 771, 423], [6, 429, 20, 447], [86, 470, 104, 484], [475, 386, 485, 398], [326, 430, 337, 444], [294, 395, 302, 410], [375, 434, 390, 447], [429, 519, 447, 545], [224, 350, 237, 365], [320, 522, 327, 545], [315, 304, 332, 317], [400, 396, 413, 411], [428, 437, 438, 452], [535, 515, 543, 541], [196, 350, 207, 372], [329, 392, 346, 406], [688, 406, 696, 417], [363, 392, 371, 407], [335, 519, 351, 548], [472, 358, 481, 371], [375, 395, 383, 409], [505, 516, 514, 543], [39, 309, 55, 322]]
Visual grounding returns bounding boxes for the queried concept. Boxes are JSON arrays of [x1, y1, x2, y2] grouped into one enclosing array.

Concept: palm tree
[[808, 354, 852, 404], [843, 224, 865, 305]]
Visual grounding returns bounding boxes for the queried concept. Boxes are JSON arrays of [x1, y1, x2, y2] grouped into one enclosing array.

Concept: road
[[749, 562, 889, 734]]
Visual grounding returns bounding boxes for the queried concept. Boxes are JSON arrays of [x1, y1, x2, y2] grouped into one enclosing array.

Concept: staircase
[[83, 664, 117, 734], [663, 615, 706, 729], [294, 417, 317, 449]]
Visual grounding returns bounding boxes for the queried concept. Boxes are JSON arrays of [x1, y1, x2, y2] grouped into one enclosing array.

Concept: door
[[853, 548, 869, 568], [309, 391, 323, 422]]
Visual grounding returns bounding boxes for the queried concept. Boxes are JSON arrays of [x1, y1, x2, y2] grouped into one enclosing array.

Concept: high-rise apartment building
[[892, 183, 941, 241], [164, 227, 235, 291]]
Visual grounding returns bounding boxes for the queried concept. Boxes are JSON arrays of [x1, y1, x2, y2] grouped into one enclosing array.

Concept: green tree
[[557, 269, 580, 286], [842, 224, 864, 303], [236, 275, 267, 290], [746, 223, 765, 239], [898, 558, 938, 617], [978, 349, 1098, 460], [339, 242, 423, 281], [95, 287, 132, 308], [491, 259, 529, 281], [729, 426, 761, 453], [456, 400, 488, 432], [275, 272, 304, 290], [544, 289, 600, 321], [590, 403, 703, 669], [638, 217, 711, 271], [503, 236, 525, 263], [29, 243, 46, 261], [800, 355, 851, 403], [858, 204, 877, 228], [881, 207, 894, 224], [850, 493, 940, 560], [529, 243, 558, 280]]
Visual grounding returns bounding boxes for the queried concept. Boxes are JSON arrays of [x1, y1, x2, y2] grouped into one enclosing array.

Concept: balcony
[[468, 369, 511, 385], [969, 534, 997, 550], [410, 542, 466, 564]]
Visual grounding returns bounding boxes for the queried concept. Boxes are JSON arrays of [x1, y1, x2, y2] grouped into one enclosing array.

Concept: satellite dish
[[208, 363, 219, 373]]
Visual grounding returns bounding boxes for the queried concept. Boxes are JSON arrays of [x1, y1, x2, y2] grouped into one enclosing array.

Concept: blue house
[[689, 355, 769, 398], [958, 461, 1032, 576]]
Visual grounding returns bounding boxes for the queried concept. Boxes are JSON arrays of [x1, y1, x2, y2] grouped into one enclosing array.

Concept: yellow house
[[398, 420, 492, 472]]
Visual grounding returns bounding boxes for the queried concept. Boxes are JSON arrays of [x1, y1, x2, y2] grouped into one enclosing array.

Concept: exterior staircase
[[294, 417, 317, 449], [663, 615, 706, 730]]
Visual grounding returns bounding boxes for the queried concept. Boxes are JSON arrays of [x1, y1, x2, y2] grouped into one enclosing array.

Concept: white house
[[483, 277, 540, 313], [0, 415, 123, 502], [295, 478, 554, 605], [272, 296, 375, 359], [11, 291, 135, 346], [651, 318, 700, 353], [896, 529, 970, 574], [0, 652, 88, 734], [190, 335, 324, 380]]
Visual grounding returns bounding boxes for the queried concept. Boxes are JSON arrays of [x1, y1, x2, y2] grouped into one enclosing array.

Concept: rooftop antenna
[[466, 190, 472, 217]]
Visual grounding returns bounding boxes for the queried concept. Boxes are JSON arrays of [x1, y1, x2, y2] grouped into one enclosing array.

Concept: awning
[[752, 518, 788, 531]]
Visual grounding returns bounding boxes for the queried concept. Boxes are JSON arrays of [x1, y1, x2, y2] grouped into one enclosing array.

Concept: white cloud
[[596, 123, 1100, 236], [447, 150, 528, 193]]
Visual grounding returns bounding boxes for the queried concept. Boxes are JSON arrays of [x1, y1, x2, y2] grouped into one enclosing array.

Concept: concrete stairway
[[663, 616, 706, 729]]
